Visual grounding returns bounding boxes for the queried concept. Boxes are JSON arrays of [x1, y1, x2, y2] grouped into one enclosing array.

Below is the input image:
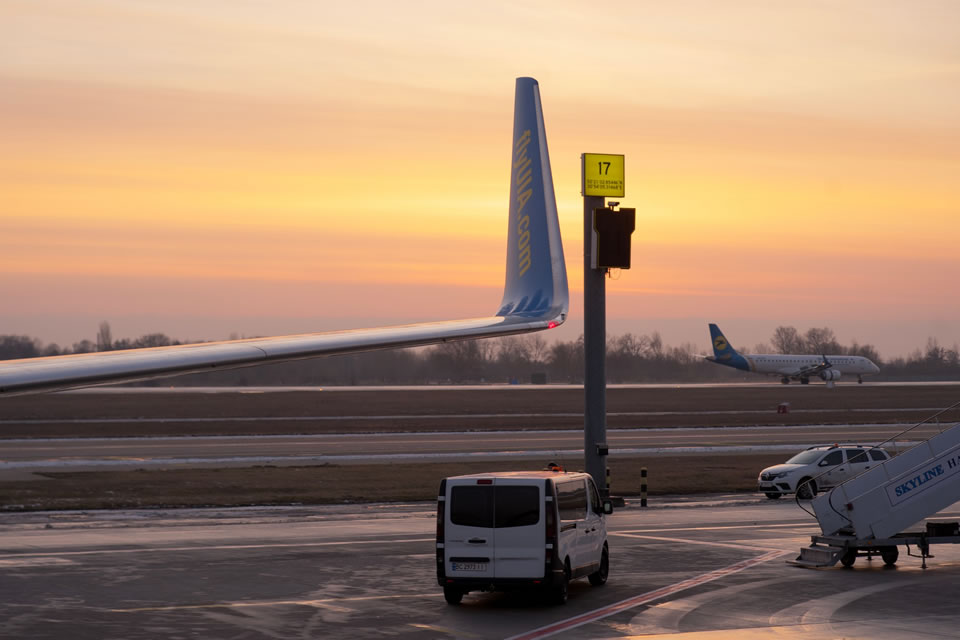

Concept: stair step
[[789, 545, 842, 568]]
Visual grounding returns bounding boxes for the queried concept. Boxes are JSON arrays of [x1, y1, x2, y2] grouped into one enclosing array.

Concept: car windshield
[[786, 450, 826, 465]]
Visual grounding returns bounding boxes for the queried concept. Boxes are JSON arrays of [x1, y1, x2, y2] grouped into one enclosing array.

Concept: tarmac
[[3, 494, 960, 639]]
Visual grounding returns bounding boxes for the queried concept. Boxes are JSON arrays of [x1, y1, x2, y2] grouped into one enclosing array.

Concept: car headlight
[[774, 471, 791, 479]]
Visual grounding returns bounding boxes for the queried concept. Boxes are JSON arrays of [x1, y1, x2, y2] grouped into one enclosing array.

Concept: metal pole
[[584, 193, 607, 495], [641, 467, 648, 507]]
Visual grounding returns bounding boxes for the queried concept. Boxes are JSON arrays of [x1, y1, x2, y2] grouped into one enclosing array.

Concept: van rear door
[[445, 480, 496, 581], [491, 479, 544, 579]]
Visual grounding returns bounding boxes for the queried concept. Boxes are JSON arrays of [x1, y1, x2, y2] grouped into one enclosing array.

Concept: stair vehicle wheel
[[589, 545, 609, 586], [840, 548, 857, 568], [881, 546, 899, 566], [796, 478, 817, 500], [765, 492, 782, 500], [443, 586, 463, 605]]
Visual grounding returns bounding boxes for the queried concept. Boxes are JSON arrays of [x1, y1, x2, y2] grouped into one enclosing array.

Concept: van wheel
[[552, 561, 570, 604], [589, 545, 609, 586], [443, 586, 463, 605]]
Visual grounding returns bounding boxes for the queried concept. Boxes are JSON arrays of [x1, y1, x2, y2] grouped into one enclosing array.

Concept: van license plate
[[452, 562, 487, 572]]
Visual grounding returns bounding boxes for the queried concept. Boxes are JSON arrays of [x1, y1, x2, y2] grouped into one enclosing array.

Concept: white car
[[758, 444, 891, 499], [437, 470, 612, 605]]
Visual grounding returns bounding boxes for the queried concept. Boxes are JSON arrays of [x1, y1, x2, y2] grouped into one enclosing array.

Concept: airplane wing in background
[[0, 77, 568, 397], [794, 358, 831, 378]]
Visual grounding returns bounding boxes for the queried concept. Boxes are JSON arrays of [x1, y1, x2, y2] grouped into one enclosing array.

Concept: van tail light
[[545, 498, 555, 540], [436, 479, 446, 584], [436, 479, 446, 542], [544, 481, 557, 570]]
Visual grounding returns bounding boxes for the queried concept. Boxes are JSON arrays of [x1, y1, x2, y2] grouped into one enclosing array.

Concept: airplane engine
[[820, 369, 841, 381]]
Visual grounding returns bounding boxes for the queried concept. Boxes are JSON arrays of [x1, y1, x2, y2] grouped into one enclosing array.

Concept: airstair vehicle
[[792, 403, 960, 569]]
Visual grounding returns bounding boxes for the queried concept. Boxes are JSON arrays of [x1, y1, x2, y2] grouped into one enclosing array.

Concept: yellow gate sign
[[582, 153, 624, 197]]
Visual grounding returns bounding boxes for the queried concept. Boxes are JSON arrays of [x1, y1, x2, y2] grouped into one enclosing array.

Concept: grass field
[[0, 454, 788, 511]]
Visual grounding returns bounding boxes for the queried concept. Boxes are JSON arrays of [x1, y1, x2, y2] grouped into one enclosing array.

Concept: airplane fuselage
[[736, 354, 877, 377]]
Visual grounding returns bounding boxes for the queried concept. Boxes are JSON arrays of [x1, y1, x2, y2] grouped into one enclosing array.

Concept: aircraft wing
[[0, 77, 568, 397], [783, 359, 831, 378]]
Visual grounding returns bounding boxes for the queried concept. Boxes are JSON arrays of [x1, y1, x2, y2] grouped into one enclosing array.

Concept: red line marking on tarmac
[[506, 549, 787, 640]]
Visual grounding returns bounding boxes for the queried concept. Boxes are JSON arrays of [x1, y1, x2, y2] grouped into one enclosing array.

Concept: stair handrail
[[795, 398, 960, 521]]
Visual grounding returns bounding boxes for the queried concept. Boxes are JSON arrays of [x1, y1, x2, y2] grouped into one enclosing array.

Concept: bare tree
[[97, 321, 113, 352], [523, 335, 549, 365], [0, 335, 41, 359], [134, 333, 173, 348], [771, 326, 805, 354], [804, 327, 840, 354], [925, 337, 945, 364], [72, 339, 96, 354], [648, 332, 663, 359], [847, 341, 881, 364]]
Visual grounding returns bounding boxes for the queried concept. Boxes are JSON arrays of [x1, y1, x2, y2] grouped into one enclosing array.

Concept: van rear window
[[450, 486, 540, 528], [496, 486, 540, 528]]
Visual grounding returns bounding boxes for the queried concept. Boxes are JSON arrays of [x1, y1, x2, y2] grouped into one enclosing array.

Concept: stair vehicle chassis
[[793, 521, 960, 569]]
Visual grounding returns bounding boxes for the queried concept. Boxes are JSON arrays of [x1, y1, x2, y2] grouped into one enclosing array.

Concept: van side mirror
[[602, 499, 613, 515]]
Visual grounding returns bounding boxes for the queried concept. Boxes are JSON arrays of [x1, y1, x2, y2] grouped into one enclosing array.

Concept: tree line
[[2, 323, 959, 385]]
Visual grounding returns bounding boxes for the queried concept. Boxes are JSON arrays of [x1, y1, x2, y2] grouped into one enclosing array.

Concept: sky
[[2, 0, 960, 358]]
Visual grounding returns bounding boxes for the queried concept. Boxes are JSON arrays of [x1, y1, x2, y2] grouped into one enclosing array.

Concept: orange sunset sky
[[3, 1, 960, 357]]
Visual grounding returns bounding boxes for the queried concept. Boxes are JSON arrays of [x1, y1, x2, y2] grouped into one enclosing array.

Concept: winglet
[[496, 77, 568, 325]]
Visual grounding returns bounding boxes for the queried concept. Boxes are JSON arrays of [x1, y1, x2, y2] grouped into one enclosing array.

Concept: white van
[[436, 470, 612, 605]]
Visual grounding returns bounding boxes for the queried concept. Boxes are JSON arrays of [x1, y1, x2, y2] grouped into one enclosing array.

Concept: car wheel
[[881, 546, 899, 566], [840, 548, 857, 568], [552, 560, 570, 604], [589, 545, 609, 586], [443, 585, 463, 605], [796, 478, 817, 500], [765, 492, 781, 500]]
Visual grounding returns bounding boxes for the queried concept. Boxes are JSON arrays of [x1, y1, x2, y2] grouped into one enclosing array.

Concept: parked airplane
[[0, 77, 568, 397], [705, 323, 880, 385]]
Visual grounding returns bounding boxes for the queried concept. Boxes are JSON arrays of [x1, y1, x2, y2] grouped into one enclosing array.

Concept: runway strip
[[0, 443, 924, 470], [0, 407, 948, 424], [506, 549, 790, 640]]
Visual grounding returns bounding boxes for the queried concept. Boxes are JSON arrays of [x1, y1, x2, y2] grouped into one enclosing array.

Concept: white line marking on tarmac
[[505, 550, 789, 640], [615, 522, 819, 534], [768, 580, 923, 627], [8, 537, 433, 558], [111, 593, 439, 613], [0, 422, 932, 439], [10, 444, 922, 469], [611, 532, 786, 552], [0, 557, 76, 567], [2, 406, 947, 424]]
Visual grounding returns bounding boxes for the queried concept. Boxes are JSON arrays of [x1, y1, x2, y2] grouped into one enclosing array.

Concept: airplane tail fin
[[496, 77, 568, 324], [709, 323, 739, 361]]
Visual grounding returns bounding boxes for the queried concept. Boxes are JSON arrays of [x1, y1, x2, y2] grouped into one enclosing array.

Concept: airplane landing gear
[[780, 377, 789, 385], [800, 377, 810, 385], [858, 375, 863, 384]]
